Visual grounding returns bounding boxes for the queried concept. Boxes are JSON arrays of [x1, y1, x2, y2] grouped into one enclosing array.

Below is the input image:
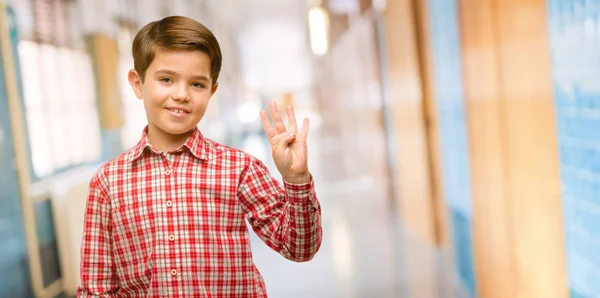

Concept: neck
[[146, 125, 195, 153]]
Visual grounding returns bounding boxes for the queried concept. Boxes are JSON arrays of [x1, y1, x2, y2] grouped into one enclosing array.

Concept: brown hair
[[132, 16, 222, 86]]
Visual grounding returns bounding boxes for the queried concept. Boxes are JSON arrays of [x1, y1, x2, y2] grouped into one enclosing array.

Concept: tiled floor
[[249, 175, 468, 298]]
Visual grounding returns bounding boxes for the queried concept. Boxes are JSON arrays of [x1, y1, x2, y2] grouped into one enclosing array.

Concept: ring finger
[[269, 102, 287, 134]]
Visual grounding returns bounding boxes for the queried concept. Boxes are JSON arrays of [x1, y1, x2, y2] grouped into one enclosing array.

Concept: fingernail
[[290, 133, 295, 137]]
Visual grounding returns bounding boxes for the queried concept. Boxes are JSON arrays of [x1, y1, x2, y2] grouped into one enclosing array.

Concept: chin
[[158, 123, 197, 135]]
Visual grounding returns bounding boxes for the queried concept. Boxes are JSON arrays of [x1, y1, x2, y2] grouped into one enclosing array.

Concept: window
[[14, 0, 101, 178]]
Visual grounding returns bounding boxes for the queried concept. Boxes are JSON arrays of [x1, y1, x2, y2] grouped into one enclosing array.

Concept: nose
[[172, 83, 190, 102]]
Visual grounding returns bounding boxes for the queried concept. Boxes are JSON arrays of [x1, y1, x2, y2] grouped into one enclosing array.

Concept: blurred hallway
[[0, 0, 471, 296], [2, 0, 600, 297], [245, 116, 466, 297], [249, 172, 467, 298]]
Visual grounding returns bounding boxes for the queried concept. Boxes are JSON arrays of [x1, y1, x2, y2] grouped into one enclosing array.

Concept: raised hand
[[259, 102, 311, 184]]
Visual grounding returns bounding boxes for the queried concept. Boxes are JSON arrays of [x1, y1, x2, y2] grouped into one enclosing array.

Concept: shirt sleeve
[[237, 156, 323, 262], [77, 169, 119, 297]]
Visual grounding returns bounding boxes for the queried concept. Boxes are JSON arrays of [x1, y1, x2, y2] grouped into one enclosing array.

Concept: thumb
[[273, 133, 296, 153]]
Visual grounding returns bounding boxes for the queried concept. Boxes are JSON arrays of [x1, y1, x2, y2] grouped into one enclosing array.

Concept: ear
[[128, 69, 144, 99], [210, 82, 219, 96]]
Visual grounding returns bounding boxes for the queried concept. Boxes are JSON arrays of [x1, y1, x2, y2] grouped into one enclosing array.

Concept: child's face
[[129, 49, 218, 138]]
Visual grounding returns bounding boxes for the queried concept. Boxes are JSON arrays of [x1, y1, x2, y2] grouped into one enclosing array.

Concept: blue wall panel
[[35, 199, 62, 288], [0, 6, 63, 296], [548, 0, 600, 297], [426, 0, 475, 295], [0, 8, 33, 298]]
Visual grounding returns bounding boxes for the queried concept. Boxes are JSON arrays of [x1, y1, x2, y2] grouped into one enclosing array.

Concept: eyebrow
[[155, 69, 211, 82]]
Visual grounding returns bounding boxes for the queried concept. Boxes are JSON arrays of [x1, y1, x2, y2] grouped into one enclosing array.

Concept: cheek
[[142, 87, 165, 114], [145, 85, 170, 103], [192, 94, 211, 110]]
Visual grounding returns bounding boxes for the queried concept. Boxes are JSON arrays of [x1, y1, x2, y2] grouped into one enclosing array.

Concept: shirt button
[[165, 169, 172, 175], [166, 201, 173, 207], [171, 269, 178, 276], [168, 235, 175, 241]]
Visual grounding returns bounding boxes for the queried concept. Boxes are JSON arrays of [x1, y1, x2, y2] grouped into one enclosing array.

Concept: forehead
[[148, 49, 211, 76]]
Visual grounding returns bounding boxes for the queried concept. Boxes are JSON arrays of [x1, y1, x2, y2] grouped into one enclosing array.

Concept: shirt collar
[[128, 126, 209, 163]]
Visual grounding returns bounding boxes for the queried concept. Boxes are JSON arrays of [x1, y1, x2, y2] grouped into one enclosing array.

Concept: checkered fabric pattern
[[77, 127, 323, 297]]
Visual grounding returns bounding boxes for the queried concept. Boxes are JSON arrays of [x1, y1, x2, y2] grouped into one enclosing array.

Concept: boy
[[78, 16, 322, 297]]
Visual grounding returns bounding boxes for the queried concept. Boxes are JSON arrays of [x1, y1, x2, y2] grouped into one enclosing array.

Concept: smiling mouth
[[166, 108, 190, 117]]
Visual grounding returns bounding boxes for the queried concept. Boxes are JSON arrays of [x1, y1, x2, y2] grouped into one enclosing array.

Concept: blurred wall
[[424, 0, 476, 295], [382, 0, 438, 246], [460, 0, 567, 296], [548, 1, 600, 297], [383, 0, 570, 297], [0, 7, 32, 296], [312, 2, 390, 189]]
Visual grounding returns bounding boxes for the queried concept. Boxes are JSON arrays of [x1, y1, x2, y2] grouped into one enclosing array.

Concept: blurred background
[[0, 0, 597, 297]]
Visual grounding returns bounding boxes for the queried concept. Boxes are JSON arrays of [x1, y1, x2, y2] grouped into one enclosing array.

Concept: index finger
[[299, 117, 310, 139]]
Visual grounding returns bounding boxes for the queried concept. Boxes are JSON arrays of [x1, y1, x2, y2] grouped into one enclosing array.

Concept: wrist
[[283, 173, 311, 184]]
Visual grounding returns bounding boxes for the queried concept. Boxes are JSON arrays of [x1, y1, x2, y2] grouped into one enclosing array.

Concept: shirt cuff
[[284, 174, 318, 207]]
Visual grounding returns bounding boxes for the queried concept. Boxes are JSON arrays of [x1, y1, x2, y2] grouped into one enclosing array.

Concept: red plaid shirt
[[78, 127, 322, 297]]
